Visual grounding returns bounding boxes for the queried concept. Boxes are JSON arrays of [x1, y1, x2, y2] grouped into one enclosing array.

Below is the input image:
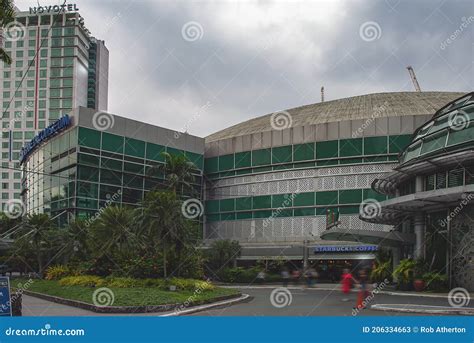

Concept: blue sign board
[[314, 245, 378, 253], [0, 277, 12, 316], [19, 115, 71, 164]]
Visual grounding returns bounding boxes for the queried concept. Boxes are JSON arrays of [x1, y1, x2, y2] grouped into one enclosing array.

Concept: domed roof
[[206, 91, 465, 142]]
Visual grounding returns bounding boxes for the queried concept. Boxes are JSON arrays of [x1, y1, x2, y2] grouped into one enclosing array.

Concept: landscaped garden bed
[[12, 277, 240, 313]]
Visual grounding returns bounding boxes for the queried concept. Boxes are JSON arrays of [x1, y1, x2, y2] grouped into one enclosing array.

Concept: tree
[[88, 206, 136, 258], [12, 214, 66, 276], [137, 190, 191, 277], [148, 152, 196, 195], [206, 239, 241, 271], [64, 219, 90, 262], [0, 0, 16, 65]]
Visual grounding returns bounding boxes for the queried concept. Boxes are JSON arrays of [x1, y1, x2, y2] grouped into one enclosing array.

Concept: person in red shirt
[[341, 268, 354, 302]]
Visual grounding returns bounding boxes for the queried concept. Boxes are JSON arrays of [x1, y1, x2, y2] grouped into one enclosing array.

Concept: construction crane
[[321, 86, 325, 102], [406, 66, 421, 92]]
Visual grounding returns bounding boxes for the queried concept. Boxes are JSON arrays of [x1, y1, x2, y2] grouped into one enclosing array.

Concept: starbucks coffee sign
[[29, 3, 79, 14]]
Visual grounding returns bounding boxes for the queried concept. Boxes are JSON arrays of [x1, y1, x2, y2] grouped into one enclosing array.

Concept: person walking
[[281, 267, 290, 287], [341, 268, 354, 302], [354, 269, 369, 310]]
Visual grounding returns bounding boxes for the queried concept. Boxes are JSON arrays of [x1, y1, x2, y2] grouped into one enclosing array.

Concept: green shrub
[[423, 272, 448, 292], [45, 265, 71, 280], [59, 275, 106, 287]]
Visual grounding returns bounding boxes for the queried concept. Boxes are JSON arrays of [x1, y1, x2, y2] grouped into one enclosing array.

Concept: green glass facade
[[204, 134, 412, 178], [22, 124, 204, 226]]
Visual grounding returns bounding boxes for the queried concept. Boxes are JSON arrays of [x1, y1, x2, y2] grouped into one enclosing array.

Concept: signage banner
[[29, 4, 79, 14], [314, 245, 378, 253], [19, 115, 71, 164], [0, 277, 12, 317], [0, 317, 472, 342]]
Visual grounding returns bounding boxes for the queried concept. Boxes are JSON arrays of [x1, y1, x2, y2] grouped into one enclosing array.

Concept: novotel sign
[[314, 245, 378, 253], [29, 4, 79, 14], [19, 115, 72, 164]]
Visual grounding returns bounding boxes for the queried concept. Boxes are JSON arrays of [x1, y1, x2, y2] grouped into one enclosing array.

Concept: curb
[[160, 294, 251, 316], [371, 304, 474, 315], [22, 290, 243, 314]]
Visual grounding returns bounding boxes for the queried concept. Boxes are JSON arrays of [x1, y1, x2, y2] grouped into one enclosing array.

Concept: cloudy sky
[[17, 0, 474, 137]]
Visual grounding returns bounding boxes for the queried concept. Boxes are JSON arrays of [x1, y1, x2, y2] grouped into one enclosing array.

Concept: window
[[316, 140, 338, 159], [252, 195, 271, 209], [252, 149, 271, 166], [78, 127, 101, 149], [102, 133, 124, 153], [272, 146, 292, 164], [364, 136, 388, 155]]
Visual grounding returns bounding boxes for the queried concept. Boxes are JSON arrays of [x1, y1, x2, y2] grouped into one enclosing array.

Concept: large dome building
[[203, 91, 464, 271]]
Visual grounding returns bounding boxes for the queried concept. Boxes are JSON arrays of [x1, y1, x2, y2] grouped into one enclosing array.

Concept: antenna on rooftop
[[321, 86, 325, 102]]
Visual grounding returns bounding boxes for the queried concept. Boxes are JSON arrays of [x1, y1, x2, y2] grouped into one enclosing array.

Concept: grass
[[12, 278, 239, 307]]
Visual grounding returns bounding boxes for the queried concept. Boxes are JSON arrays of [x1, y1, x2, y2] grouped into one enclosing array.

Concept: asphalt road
[[21, 287, 471, 317], [189, 287, 469, 316]]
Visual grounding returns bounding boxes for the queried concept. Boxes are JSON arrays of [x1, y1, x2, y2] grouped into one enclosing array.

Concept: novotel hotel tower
[[0, 3, 108, 213]]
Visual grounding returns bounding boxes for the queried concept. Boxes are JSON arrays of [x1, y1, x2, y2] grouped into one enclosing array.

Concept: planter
[[413, 279, 425, 292]]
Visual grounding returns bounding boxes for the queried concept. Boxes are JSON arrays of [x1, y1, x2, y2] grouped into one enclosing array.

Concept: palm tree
[[0, 0, 16, 65], [137, 190, 187, 277], [65, 219, 90, 262], [13, 213, 64, 276], [88, 206, 137, 258], [148, 152, 196, 195]]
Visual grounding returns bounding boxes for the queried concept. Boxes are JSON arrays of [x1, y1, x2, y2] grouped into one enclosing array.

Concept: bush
[[45, 265, 71, 280], [59, 275, 106, 287], [56, 275, 215, 291], [423, 272, 448, 292]]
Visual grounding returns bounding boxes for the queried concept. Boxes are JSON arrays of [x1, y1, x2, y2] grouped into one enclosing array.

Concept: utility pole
[[406, 66, 421, 92]]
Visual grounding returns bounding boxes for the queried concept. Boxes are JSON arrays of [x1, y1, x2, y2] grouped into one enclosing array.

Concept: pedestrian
[[256, 270, 266, 284], [341, 268, 354, 302], [305, 268, 313, 288], [311, 268, 319, 285], [292, 269, 301, 285], [281, 267, 290, 287], [354, 269, 369, 310]]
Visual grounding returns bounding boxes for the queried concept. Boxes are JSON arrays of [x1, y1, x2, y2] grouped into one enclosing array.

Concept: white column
[[414, 214, 425, 259]]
